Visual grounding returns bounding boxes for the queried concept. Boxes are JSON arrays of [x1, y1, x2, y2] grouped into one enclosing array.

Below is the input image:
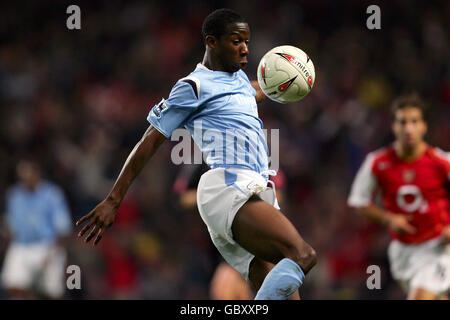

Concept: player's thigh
[[42, 248, 67, 298], [1, 245, 33, 289], [232, 196, 315, 271]]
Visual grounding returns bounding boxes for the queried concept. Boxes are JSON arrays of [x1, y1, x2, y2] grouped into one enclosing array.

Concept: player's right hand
[[76, 199, 118, 246], [387, 214, 416, 235]]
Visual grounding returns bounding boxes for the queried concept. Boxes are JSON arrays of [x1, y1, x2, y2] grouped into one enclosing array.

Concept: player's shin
[[254, 258, 305, 300]]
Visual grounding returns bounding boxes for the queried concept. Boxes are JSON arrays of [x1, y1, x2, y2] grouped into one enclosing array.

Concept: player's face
[[217, 22, 250, 72], [17, 160, 41, 189], [392, 106, 427, 148]]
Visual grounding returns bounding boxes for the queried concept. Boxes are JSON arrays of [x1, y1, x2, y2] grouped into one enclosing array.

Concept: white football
[[257, 45, 315, 104]]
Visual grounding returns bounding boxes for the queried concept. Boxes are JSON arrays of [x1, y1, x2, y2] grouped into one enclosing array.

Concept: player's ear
[[205, 35, 218, 49]]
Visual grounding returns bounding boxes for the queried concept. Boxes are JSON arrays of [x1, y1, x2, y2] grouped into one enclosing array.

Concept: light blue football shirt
[[6, 181, 72, 245], [147, 63, 269, 174]]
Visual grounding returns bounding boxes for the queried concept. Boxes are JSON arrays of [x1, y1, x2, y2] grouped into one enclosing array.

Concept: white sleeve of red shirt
[[434, 148, 450, 181], [347, 152, 378, 208], [447, 152, 450, 181]]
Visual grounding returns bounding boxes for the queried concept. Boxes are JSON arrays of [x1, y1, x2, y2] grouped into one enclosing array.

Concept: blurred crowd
[[0, 0, 449, 299]]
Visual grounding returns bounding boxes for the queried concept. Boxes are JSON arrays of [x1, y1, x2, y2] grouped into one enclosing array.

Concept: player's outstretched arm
[[250, 80, 266, 103], [354, 205, 416, 235], [76, 125, 166, 245]]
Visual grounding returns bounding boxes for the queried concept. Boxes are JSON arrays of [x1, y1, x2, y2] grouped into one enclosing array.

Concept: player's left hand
[[440, 226, 450, 245]]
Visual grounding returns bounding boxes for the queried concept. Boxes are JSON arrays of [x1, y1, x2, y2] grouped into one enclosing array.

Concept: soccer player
[[76, 8, 316, 300], [348, 93, 450, 300], [2, 158, 72, 299]]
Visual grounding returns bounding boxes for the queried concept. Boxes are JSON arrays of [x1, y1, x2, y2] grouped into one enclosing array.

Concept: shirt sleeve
[[5, 190, 18, 234], [433, 148, 450, 181], [347, 153, 378, 208], [147, 78, 200, 138], [49, 187, 72, 236]]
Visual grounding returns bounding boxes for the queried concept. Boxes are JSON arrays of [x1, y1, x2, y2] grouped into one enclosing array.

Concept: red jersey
[[348, 145, 450, 244]]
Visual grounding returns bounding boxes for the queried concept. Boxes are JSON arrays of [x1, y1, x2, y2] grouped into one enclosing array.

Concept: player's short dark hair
[[17, 154, 41, 169], [391, 92, 427, 120], [202, 8, 246, 41]]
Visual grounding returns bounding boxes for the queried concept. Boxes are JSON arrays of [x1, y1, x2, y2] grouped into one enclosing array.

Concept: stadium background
[[0, 0, 448, 299]]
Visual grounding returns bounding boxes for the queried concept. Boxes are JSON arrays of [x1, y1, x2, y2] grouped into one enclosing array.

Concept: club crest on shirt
[[153, 99, 167, 118], [377, 161, 390, 171], [402, 169, 415, 182]]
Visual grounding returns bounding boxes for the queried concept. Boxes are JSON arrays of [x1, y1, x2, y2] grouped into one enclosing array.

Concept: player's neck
[[394, 141, 427, 162], [23, 180, 41, 192], [202, 52, 226, 72]]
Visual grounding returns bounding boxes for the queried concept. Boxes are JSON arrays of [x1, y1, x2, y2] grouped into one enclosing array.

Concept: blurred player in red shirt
[[348, 93, 450, 299]]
